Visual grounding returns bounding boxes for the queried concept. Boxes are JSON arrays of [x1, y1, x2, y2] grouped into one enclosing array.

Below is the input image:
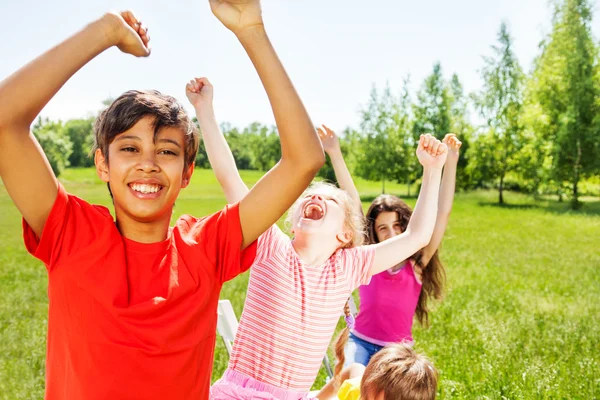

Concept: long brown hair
[[361, 343, 438, 400], [332, 299, 353, 388], [365, 194, 445, 327]]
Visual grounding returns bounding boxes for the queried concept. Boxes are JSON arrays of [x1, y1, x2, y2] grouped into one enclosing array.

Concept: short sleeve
[[22, 183, 113, 273], [181, 202, 258, 284], [254, 224, 290, 264], [337, 245, 375, 291]]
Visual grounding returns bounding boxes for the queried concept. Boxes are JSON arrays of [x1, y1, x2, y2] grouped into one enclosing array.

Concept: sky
[[0, 0, 598, 133]]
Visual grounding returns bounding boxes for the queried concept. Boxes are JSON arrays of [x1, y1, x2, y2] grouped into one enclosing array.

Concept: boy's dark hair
[[93, 90, 199, 168]]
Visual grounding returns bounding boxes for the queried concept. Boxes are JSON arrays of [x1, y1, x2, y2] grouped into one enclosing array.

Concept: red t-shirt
[[22, 184, 257, 400]]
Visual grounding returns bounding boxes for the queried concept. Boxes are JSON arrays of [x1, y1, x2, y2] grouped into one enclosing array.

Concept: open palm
[[209, 0, 263, 34]]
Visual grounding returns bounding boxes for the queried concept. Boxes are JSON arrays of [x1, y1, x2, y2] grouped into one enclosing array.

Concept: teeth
[[131, 183, 161, 194], [304, 204, 324, 218]]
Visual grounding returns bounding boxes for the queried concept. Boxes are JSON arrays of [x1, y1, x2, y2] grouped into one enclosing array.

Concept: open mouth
[[303, 203, 324, 220], [129, 183, 163, 194]]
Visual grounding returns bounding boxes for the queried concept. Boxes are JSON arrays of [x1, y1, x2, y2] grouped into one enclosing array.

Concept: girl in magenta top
[[318, 125, 462, 366]]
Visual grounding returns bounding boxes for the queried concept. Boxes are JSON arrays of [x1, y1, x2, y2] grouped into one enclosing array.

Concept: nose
[[136, 155, 160, 173], [311, 194, 323, 201]]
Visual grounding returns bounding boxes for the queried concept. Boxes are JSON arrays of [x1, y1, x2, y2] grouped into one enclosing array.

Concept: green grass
[[0, 168, 599, 399]]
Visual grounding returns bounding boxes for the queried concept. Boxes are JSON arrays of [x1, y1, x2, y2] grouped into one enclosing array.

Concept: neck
[[291, 232, 340, 266], [115, 209, 172, 244]]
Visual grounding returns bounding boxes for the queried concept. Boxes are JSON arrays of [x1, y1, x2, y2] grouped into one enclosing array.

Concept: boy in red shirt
[[0, 2, 324, 399]]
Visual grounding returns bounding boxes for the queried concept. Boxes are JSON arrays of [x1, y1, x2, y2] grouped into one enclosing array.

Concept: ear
[[336, 230, 353, 246], [181, 164, 194, 188], [94, 149, 109, 183]]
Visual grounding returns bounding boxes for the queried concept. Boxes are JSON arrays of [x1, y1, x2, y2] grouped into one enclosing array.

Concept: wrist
[[423, 165, 444, 173], [95, 13, 124, 47], [194, 103, 215, 116], [235, 23, 267, 43], [326, 147, 342, 157]]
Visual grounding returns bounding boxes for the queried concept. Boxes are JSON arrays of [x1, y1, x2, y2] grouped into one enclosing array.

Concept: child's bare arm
[[210, 0, 325, 249], [318, 125, 363, 216], [186, 78, 249, 204], [369, 135, 447, 276], [420, 133, 461, 265], [0, 12, 149, 237]]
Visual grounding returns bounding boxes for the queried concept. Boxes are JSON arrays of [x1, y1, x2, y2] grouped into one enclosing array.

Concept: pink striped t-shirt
[[227, 225, 375, 392]]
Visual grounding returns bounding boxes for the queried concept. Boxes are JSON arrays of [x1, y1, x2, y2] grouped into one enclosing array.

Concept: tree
[[412, 62, 452, 140], [471, 22, 525, 204], [526, 0, 600, 208], [32, 117, 73, 177], [64, 118, 95, 167], [448, 73, 475, 190], [221, 123, 254, 170], [246, 122, 281, 171], [355, 84, 408, 194]]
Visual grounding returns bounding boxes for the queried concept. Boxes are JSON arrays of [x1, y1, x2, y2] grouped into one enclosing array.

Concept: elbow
[[308, 149, 326, 174], [406, 227, 433, 250], [290, 147, 325, 176]]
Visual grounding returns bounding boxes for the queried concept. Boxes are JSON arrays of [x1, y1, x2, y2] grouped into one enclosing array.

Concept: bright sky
[[1, 0, 598, 133]]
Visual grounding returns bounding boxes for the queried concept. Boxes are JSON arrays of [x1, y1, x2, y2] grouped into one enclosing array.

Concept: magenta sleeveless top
[[352, 260, 422, 345]]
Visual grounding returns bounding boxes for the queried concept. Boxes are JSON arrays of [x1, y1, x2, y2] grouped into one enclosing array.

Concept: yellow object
[[337, 377, 361, 400]]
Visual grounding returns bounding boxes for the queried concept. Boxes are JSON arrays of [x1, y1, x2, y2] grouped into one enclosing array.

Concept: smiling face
[[374, 211, 403, 242], [288, 182, 363, 248], [95, 116, 193, 223]]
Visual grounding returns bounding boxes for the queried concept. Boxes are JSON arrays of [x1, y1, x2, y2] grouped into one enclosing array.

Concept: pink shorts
[[210, 368, 315, 400]]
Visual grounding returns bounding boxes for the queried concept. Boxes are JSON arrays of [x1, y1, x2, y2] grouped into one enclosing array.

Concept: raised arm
[[0, 12, 149, 237], [318, 125, 363, 216], [420, 133, 462, 265], [210, 0, 325, 249], [186, 78, 249, 204], [369, 134, 447, 276]]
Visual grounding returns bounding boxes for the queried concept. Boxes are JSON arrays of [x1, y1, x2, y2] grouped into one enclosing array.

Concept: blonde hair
[[286, 182, 364, 248], [360, 343, 438, 400]]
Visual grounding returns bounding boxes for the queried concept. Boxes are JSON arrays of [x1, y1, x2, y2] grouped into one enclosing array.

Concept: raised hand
[[209, 0, 263, 35], [186, 77, 214, 110], [102, 11, 150, 57], [416, 134, 448, 170], [443, 133, 462, 162], [317, 124, 341, 154]]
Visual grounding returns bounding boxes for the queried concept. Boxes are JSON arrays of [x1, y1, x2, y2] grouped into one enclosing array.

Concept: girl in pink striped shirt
[[317, 125, 461, 369], [187, 78, 449, 400]]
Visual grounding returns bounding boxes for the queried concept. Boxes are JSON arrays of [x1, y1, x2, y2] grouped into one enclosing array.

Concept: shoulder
[[174, 203, 242, 242]]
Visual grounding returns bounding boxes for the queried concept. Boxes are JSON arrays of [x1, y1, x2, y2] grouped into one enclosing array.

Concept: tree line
[[33, 0, 599, 209]]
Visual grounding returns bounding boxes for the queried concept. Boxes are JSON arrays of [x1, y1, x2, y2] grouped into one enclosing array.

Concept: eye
[[121, 147, 137, 153], [159, 149, 178, 156]]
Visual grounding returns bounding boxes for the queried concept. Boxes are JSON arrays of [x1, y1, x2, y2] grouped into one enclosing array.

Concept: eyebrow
[[115, 135, 182, 149]]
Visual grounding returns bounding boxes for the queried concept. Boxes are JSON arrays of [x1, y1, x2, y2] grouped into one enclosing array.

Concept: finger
[[424, 134, 433, 148], [188, 80, 197, 92], [186, 83, 193, 92], [430, 140, 441, 155], [323, 124, 334, 135], [317, 127, 325, 137], [121, 11, 138, 26], [417, 135, 425, 151]]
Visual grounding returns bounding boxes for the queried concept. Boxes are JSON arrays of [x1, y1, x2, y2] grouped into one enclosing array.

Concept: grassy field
[[0, 168, 599, 399]]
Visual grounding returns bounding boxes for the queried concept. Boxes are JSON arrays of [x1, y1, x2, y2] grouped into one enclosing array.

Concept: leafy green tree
[[526, 0, 600, 208], [246, 122, 281, 171], [355, 84, 408, 194], [412, 62, 452, 140], [448, 73, 474, 190], [64, 118, 95, 167], [471, 22, 525, 204], [32, 117, 73, 177]]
